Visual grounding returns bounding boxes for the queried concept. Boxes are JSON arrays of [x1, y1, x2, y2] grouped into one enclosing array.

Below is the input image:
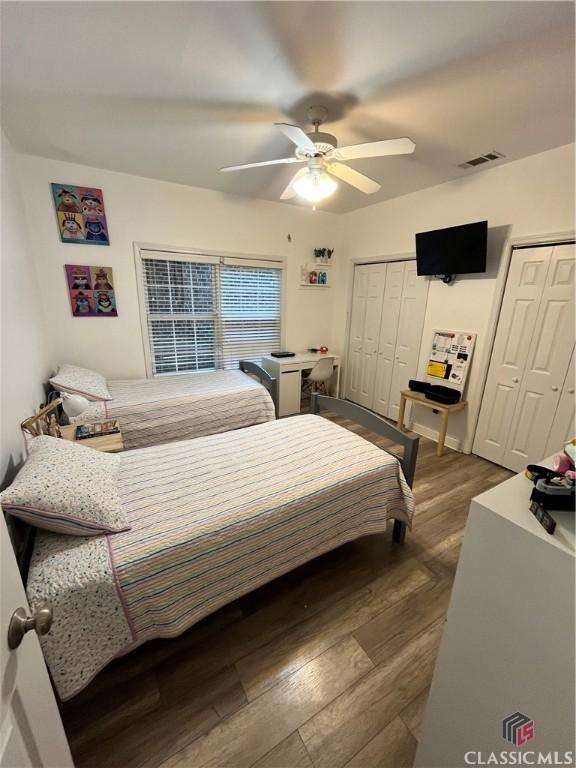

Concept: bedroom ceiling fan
[[220, 106, 415, 205]]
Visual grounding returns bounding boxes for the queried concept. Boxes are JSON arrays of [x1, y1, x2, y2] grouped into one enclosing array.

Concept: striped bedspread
[[72, 369, 275, 449], [27, 415, 414, 700]]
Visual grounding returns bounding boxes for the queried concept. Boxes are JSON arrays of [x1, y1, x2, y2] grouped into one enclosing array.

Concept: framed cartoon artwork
[[65, 265, 118, 317], [51, 184, 110, 245]]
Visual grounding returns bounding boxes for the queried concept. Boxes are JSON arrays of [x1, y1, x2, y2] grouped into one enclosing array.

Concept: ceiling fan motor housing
[[295, 131, 338, 159]]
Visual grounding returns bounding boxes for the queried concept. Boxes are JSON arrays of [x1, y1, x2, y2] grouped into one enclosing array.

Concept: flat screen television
[[415, 220, 487, 282]]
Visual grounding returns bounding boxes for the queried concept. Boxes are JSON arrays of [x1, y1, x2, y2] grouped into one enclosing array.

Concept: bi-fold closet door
[[473, 243, 575, 472], [347, 260, 428, 419], [346, 263, 386, 408]]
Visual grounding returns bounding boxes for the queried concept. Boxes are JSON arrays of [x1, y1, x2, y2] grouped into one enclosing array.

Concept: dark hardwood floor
[[60, 411, 512, 768]]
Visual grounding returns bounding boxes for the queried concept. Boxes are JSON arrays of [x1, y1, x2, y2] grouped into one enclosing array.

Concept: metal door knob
[[551, 386, 559, 392], [8, 605, 53, 650], [568, 388, 575, 394], [512, 377, 519, 383]]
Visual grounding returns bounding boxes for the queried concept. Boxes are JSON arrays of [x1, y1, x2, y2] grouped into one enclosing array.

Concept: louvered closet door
[[473, 246, 554, 465], [502, 244, 575, 471], [373, 262, 402, 416], [388, 262, 429, 421]]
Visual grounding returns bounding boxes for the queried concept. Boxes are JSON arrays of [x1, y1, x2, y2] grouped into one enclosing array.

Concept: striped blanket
[[72, 369, 275, 449], [26, 415, 414, 700]]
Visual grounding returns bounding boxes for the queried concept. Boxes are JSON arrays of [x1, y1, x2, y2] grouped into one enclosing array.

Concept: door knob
[[551, 386, 559, 392], [568, 388, 575, 394], [8, 605, 53, 650], [512, 377, 519, 383]]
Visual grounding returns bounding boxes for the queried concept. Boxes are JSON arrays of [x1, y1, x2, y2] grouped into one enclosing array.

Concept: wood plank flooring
[[60, 411, 512, 768]]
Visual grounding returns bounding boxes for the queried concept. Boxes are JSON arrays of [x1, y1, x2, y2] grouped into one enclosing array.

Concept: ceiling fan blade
[[328, 137, 415, 162], [327, 162, 381, 194], [220, 157, 303, 172], [280, 168, 308, 200], [275, 123, 317, 154]]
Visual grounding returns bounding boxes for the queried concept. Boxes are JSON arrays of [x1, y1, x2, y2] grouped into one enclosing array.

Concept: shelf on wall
[[299, 284, 331, 289]]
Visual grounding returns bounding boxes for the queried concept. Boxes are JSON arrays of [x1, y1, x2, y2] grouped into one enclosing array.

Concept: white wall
[[0, 135, 53, 483], [8, 144, 575, 455], [15, 155, 341, 379], [335, 143, 575, 452]]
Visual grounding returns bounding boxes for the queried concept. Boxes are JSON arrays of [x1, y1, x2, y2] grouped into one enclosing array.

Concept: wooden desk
[[60, 424, 124, 453], [261, 353, 341, 417], [397, 389, 467, 457]]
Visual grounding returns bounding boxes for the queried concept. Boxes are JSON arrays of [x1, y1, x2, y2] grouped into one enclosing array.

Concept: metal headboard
[[239, 360, 279, 417]]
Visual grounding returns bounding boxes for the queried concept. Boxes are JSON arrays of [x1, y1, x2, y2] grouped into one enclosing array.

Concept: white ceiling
[[1, 1, 574, 213]]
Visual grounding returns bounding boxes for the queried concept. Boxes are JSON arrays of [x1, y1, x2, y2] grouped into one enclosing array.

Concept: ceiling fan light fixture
[[293, 170, 337, 203]]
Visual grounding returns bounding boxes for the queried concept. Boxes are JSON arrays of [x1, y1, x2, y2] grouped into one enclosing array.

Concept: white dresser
[[416, 461, 575, 767]]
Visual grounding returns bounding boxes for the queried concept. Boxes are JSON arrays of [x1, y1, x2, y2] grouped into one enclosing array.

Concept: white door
[[347, 264, 386, 408], [373, 262, 401, 417], [503, 244, 575, 471], [346, 265, 369, 403], [473, 246, 554, 464], [1, 516, 73, 768], [388, 262, 429, 421], [544, 345, 575, 456], [474, 243, 575, 470], [372, 261, 429, 421]]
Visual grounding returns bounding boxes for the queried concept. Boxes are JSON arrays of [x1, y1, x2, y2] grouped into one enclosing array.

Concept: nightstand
[[60, 424, 124, 453]]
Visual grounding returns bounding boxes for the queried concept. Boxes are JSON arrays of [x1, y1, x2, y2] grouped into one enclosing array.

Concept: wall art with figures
[[65, 264, 118, 317], [51, 183, 110, 245]]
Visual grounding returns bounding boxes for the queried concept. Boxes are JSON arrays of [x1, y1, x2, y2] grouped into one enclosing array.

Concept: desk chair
[[302, 356, 335, 396]]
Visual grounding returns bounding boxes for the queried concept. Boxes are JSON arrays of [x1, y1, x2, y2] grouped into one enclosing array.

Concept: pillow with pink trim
[[49, 364, 111, 401], [0, 436, 129, 536]]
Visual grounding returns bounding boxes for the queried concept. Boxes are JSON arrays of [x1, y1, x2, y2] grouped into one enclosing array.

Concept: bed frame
[[10, 392, 416, 584], [238, 360, 278, 416], [310, 393, 419, 543]]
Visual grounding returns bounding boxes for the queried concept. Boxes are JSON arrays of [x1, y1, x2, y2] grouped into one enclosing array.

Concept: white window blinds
[[140, 253, 282, 375], [221, 264, 282, 369]]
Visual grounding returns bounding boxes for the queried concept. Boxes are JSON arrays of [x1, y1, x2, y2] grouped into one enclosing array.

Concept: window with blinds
[[140, 254, 282, 375], [220, 265, 282, 369]]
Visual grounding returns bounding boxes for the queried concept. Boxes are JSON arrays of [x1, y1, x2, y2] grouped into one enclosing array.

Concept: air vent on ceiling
[[459, 151, 505, 169]]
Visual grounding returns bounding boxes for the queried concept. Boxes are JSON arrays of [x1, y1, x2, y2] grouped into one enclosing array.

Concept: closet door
[[347, 264, 386, 407], [346, 265, 370, 403], [544, 345, 575, 457], [503, 244, 575, 471], [473, 246, 554, 465], [372, 262, 402, 416], [357, 264, 386, 407], [388, 262, 429, 421]]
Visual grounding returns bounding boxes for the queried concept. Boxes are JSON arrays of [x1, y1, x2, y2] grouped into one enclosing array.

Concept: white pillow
[[50, 364, 111, 401], [0, 436, 129, 536]]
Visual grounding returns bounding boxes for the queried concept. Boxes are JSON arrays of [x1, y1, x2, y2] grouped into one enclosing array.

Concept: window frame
[[134, 243, 286, 378]]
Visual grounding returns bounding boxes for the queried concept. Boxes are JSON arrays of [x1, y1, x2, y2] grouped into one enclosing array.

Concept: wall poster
[[51, 183, 110, 245], [65, 264, 118, 317]]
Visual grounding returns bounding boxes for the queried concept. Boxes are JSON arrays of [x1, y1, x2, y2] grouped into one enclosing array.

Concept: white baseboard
[[409, 420, 463, 453]]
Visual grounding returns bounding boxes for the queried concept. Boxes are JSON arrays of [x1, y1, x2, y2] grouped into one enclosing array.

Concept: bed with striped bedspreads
[[26, 414, 415, 700], [71, 369, 275, 449]]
